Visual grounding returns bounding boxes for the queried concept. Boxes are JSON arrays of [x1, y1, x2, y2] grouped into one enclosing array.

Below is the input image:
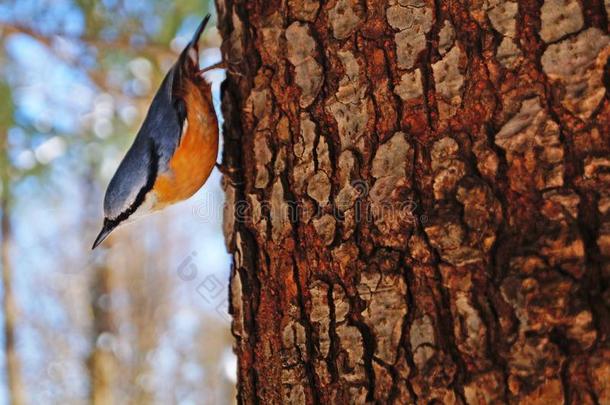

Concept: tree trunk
[[81, 160, 119, 405], [216, 0, 610, 403], [1, 203, 25, 405], [1, 130, 25, 405], [88, 261, 118, 405]]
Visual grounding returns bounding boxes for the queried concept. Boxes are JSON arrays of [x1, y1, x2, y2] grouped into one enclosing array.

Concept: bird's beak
[[92, 219, 117, 250]]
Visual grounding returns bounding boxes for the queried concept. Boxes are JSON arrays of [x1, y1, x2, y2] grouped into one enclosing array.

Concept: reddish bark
[[216, 0, 610, 403]]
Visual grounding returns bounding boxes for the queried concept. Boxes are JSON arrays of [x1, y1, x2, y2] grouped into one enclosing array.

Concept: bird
[[92, 14, 220, 250]]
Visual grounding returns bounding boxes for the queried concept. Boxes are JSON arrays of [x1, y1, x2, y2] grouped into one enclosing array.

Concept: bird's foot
[[215, 162, 239, 176], [198, 56, 244, 78], [216, 163, 241, 186], [198, 61, 226, 74]]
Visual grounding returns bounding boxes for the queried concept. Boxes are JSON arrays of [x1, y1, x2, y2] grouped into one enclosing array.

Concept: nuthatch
[[93, 14, 219, 249]]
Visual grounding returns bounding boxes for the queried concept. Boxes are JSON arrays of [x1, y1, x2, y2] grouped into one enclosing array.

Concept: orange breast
[[152, 80, 218, 207]]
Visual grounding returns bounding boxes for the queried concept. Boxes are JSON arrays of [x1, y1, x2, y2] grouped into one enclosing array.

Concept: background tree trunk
[[1, 119, 25, 405], [1, 189, 25, 405], [88, 262, 117, 405], [216, 0, 610, 403]]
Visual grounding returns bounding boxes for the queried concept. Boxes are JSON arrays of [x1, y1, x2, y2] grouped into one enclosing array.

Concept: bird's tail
[[182, 14, 212, 69], [191, 14, 211, 50]]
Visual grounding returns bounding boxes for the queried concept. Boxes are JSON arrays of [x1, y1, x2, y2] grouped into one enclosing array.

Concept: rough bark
[[216, 0, 610, 403]]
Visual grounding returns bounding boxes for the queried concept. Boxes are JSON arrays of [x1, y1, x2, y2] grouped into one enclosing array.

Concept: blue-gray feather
[[103, 69, 181, 219]]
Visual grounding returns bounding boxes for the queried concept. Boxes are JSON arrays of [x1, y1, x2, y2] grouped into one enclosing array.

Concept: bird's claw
[[216, 162, 238, 176], [198, 56, 245, 78], [216, 163, 241, 187]]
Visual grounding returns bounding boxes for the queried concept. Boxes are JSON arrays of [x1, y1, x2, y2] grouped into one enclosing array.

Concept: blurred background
[[0, 0, 235, 404]]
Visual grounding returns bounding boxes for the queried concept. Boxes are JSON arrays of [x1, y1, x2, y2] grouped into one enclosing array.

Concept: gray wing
[[139, 67, 183, 171], [134, 13, 210, 173], [103, 135, 157, 220], [103, 70, 181, 220]]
